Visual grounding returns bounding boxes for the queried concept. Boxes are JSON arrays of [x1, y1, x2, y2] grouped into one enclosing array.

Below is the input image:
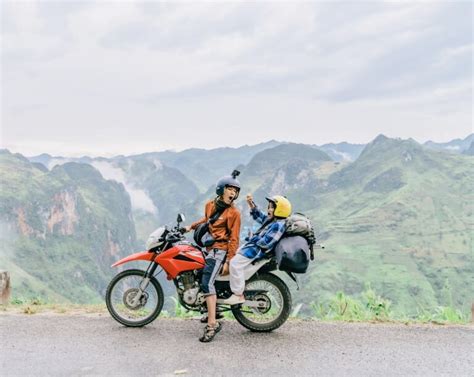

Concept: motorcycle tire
[[232, 272, 292, 332], [106, 269, 164, 327]]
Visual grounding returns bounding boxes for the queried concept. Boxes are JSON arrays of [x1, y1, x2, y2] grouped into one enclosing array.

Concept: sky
[[1, 1, 472, 157]]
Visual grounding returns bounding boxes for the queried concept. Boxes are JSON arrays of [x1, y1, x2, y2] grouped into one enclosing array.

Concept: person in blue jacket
[[223, 194, 292, 305]]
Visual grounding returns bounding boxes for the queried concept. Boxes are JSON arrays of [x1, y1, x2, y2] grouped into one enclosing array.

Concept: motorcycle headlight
[[146, 226, 166, 251]]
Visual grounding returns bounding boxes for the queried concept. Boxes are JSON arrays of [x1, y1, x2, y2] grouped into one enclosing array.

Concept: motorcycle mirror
[[177, 213, 185, 224]]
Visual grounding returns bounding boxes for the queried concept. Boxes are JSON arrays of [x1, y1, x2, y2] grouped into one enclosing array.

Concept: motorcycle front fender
[[111, 251, 155, 267]]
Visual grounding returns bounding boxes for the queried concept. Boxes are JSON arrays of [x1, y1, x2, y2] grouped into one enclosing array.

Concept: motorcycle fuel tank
[[155, 243, 205, 279]]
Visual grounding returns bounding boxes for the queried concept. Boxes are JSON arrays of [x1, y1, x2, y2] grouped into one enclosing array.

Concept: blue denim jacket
[[239, 207, 286, 259]]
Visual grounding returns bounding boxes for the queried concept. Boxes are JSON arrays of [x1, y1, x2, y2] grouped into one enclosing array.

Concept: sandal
[[200, 312, 224, 323], [199, 322, 223, 343]]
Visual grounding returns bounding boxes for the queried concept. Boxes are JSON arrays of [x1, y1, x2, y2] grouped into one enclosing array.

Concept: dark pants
[[201, 248, 227, 296]]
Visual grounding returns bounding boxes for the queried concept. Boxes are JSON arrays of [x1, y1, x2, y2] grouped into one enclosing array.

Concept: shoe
[[199, 322, 223, 343], [222, 294, 245, 305], [200, 312, 224, 323]]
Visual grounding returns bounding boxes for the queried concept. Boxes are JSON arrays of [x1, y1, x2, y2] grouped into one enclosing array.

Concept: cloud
[[91, 161, 158, 215], [445, 145, 460, 151], [127, 2, 471, 107], [8, 154, 159, 215], [47, 158, 71, 170], [1, 1, 472, 155], [326, 149, 353, 162]]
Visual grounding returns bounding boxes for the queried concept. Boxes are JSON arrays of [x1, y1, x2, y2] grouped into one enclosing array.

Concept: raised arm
[[247, 193, 267, 224], [250, 206, 268, 224]]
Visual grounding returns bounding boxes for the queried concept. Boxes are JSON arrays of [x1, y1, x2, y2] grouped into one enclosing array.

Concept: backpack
[[285, 213, 316, 260], [193, 207, 225, 248]]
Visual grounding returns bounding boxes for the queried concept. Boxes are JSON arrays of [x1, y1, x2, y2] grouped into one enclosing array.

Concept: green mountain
[[133, 140, 281, 191], [95, 155, 200, 243], [424, 133, 474, 154], [244, 144, 340, 212], [0, 150, 137, 303], [27, 142, 283, 243], [5, 133, 473, 317], [241, 143, 332, 189], [28, 140, 282, 192], [26, 154, 200, 245], [298, 136, 474, 315], [462, 141, 474, 156], [194, 135, 472, 316], [184, 143, 337, 231]]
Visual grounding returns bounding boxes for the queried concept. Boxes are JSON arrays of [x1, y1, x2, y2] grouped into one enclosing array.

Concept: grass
[[2, 296, 107, 315], [3, 139, 473, 322], [308, 288, 470, 325], [3, 290, 470, 326]]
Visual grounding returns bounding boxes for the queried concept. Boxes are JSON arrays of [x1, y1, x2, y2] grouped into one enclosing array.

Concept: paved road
[[1, 313, 473, 376]]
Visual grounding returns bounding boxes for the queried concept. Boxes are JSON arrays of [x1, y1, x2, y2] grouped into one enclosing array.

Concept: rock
[[0, 271, 11, 305]]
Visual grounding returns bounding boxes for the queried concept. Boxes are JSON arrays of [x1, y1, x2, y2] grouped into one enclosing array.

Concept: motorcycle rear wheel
[[106, 269, 164, 327], [232, 273, 292, 332]]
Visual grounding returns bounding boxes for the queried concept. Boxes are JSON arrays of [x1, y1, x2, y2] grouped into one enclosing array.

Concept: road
[[1, 313, 473, 376]]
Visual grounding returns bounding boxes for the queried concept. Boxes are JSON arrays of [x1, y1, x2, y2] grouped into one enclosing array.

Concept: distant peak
[[372, 134, 390, 144], [357, 135, 423, 161], [0, 150, 31, 163]]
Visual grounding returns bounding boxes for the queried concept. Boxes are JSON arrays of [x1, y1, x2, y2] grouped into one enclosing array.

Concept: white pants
[[229, 253, 255, 295]]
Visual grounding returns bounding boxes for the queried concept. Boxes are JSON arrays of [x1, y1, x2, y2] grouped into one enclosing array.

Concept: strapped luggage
[[274, 213, 316, 273], [274, 235, 311, 273]]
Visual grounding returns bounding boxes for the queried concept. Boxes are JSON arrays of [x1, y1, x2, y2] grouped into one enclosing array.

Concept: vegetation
[[0, 150, 137, 303], [288, 137, 473, 316], [1, 135, 472, 322], [3, 287, 469, 325], [307, 287, 469, 324]]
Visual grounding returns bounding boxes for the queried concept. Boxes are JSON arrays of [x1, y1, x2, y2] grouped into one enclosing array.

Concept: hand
[[246, 194, 256, 209], [221, 262, 229, 276], [184, 225, 192, 233]]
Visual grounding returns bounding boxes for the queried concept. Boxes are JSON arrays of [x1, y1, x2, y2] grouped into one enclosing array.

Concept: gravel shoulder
[[1, 313, 473, 377]]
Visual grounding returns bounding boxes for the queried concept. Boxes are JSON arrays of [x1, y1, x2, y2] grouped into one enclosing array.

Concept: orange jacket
[[190, 200, 241, 259]]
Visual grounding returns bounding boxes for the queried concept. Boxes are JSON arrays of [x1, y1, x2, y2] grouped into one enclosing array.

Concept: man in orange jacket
[[186, 173, 241, 342]]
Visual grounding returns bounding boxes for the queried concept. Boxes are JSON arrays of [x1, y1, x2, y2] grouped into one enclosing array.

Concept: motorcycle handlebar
[[165, 227, 187, 242]]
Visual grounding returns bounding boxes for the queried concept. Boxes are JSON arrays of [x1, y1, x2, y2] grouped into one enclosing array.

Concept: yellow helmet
[[265, 195, 292, 218]]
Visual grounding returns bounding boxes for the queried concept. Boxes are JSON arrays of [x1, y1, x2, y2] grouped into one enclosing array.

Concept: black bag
[[274, 235, 310, 273], [193, 208, 225, 248], [285, 213, 316, 261]]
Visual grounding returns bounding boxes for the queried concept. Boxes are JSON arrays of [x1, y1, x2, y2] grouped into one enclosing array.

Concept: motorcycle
[[105, 213, 294, 332]]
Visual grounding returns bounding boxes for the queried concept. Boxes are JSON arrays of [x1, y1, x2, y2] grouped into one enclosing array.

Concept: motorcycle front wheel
[[106, 269, 164, 327], [232, 272, 292, 332]]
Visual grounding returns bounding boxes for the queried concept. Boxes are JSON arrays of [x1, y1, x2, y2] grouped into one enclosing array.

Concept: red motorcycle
[[105, 214, 293, 332]]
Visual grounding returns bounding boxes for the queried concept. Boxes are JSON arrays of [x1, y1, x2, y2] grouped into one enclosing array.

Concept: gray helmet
[[216, 170, 241, 199]]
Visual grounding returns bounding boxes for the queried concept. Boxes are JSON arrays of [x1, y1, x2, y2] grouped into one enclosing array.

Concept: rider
[[186, 173, 241, 342], [223, 194, 291, 306]]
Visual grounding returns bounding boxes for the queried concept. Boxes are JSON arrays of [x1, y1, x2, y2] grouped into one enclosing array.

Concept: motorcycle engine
[[183, 287, 200, 305], [179, 271, 202, 306]]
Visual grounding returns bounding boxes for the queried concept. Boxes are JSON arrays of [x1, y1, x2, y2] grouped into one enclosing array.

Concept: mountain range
[[0, 151, 136, 302], [1, 133, 472, 315]]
